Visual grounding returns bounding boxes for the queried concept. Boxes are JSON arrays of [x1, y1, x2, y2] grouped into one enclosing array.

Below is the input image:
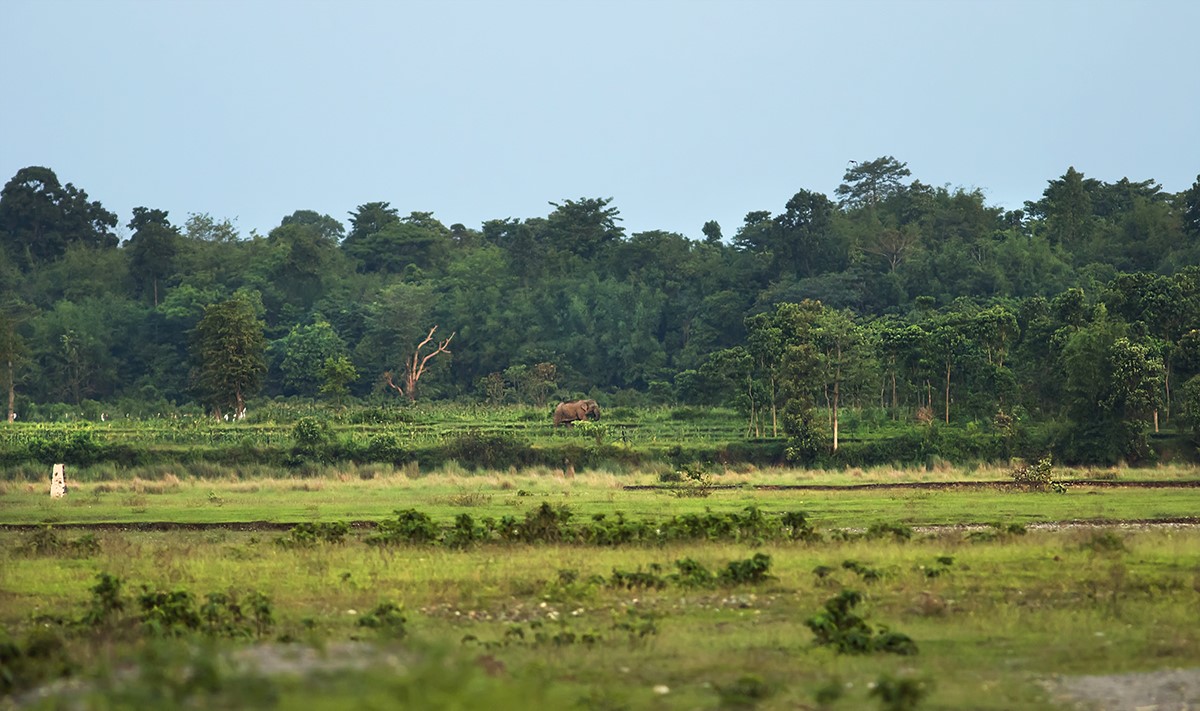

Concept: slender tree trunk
[[5, 357, 14, 423], [832, 376, 840, 452], [944, 362, 951, 424], [891, 368, 898, 418], [746, 374, 755, 438], [770, 376, 778, 437], [1164, 359, 1172, 425]]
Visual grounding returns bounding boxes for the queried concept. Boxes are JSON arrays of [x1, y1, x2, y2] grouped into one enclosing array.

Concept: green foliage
[[865, 521, 914, 542], [841, 559, 883, 582], [611, 607, 659, 643], [966, 521, 1028, 543], [667, 462, 716, 497], [869, 673, 933, 711], [356, 602, 407, 638], [608, 564, 667, 591], [715, 673, 773, 709], [805, 590, 917, 656], [366, 508, 440, 546], [0, 627, 75, 696], [82, 572, 125, 627], [291, 416, 336, 461], [1010, 454, 1066, 492], [1081, 529, 1128, 554], [191, 294, 266, 419], [137, 587, 202, 636], [277, 520, 350, 548], [18, 526, 100, 557], [780, 510, 821, 541], [445, 430, 530, 470], [719, 552, 773, 585]]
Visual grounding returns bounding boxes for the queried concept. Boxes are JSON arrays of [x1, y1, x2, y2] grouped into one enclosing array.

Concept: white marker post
[[51, 463, 67, 498]]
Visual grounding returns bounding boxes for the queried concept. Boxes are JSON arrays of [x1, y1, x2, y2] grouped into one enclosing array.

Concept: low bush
[[805, 590, 917, 656]]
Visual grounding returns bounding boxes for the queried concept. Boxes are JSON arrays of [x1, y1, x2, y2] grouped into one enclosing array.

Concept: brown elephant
[[553, 399, 601, 427]]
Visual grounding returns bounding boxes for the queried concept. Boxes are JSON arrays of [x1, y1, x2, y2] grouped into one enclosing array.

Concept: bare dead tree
[[862, 227, 918, 272], [384, 326, 455, 402]]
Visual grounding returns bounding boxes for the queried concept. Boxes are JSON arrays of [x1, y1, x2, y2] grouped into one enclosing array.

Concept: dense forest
[[3, 158, 1200, 464]]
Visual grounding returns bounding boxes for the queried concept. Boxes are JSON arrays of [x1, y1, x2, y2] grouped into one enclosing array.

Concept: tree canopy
[[2, 160, 1199, 462]]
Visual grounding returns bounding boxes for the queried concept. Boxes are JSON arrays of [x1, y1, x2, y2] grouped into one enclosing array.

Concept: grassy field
[[2, 461, 1200, 709], [2, 465, 1199, 528]]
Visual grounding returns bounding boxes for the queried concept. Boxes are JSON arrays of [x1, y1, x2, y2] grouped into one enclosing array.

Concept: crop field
[[3, 457, 1200, 710]]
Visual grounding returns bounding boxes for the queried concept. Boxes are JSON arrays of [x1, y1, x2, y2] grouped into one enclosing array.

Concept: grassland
[[3, 461, 1200, 710], [3, 404, 1200, 709]]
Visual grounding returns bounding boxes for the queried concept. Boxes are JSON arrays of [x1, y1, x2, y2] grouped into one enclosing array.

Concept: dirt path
[[1042, 667, 1200, 710]]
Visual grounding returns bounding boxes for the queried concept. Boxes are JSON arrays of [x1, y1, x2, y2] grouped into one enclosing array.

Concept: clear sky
[[3, 0, 1198, 241]]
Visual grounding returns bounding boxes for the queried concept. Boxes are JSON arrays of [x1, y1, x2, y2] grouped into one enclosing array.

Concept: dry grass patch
[[129, 477, 180, 495]]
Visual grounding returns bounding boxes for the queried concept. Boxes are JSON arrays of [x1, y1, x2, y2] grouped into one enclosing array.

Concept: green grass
[[2, 467, 1197, 527], [3, 524, 1199, 709]]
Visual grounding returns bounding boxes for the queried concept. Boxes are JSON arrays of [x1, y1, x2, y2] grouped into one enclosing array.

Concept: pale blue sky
[[3, 0, 1198, 240]]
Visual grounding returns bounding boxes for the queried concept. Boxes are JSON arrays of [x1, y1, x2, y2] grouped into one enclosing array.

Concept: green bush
[[445, 430, 531, 469], [291, 417, 336, 461], [805, 590, 917, 656]]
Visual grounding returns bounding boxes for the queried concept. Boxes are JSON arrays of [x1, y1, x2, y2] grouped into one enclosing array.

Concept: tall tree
[[813, 306, 870, 451], [835, 156, 912, 208], [272, 319, 349, 397], [545, 197, 625, 260], [0, 302, 29, 422], [124, 207, 181, 306], [773, 190, 841, 278], [191, 293, 267, 420], [0, 166, 118, 268], [1034, 167, 1097, 248], [1180, 175, 1200, 241], [280, 209, 344, 242]]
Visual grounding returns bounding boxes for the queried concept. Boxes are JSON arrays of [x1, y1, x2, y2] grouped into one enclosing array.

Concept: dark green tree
[[1060, 310, 1160, 463], [773, 190, 841, 278], [1181, 175, 1200, 240], [0, 302, 29, 422], [1032, 167, 1097, 248], [191, 293, 267, 420], [835, 156, 912, 208], [319, 355, 358, 407], [273, 319, 349, 397], [124, 207, 181, 306], [545, 197, 624, 260], [0, 166, 118, 268]]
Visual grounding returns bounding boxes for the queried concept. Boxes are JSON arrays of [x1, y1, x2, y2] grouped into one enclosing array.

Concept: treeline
[[2, 160, 1200, 461]]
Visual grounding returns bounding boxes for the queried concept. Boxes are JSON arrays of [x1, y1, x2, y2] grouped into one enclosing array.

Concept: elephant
[[553, 399, 601, 427]]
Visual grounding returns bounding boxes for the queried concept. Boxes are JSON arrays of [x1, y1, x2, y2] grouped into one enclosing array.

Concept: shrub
[[869, 673, 933, 711], [366, 509, 440, 546], [1010, 454, 1063, 491], [0, 628, 75, 696], [445, 430, 530, 470], [81, 572, 125, 627], [138, 587, 201, 636], [364, 434, 407, 463], [805, 590, 917, 656], [277, 521, 350, 548], [18, 526, 101, 558], [291, 417, 335, 462], [719, 553, 773, 585], [357, 602, 407, 638], [865, 522, 913, 542], [716, 674, 773, 709]]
